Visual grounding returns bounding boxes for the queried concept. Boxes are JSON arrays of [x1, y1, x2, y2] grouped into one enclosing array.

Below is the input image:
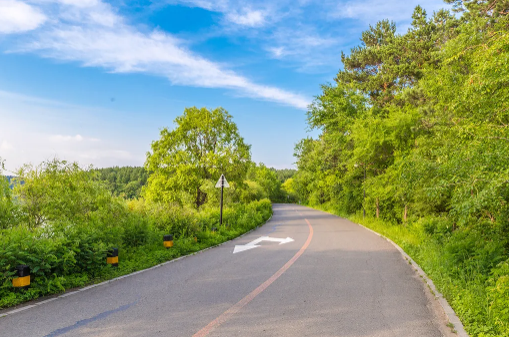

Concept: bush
[[487, 260, 509, 336], [0, 198, 272, 309]]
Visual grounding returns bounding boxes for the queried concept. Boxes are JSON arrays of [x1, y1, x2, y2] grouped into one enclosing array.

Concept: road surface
[[0, 204, 452, 336]]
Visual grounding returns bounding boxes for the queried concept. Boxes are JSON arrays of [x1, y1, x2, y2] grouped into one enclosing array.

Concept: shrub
[[0, 197, 272, 309], [487, 259, 509, 336]]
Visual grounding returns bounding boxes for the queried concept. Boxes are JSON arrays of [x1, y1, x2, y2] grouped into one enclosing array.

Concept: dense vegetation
[[290, 1, 509, 335], [0, 107, 279, 309], [271, 168, 296, 183], [92, 165, 294, 203], [94, 166, 148, 199]]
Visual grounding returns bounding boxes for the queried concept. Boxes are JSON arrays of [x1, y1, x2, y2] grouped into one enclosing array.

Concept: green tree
[[246, 163, 283, 201], [144, 107, 251, 208], [13, 159, 122, 229], [94, 166, 148, 199], [271, 168, 297, 183], [445, 0, 509, 20], [0, 157, 19, 229]]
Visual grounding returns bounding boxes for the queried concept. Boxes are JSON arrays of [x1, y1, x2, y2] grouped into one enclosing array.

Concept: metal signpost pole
[[216, 174, 229, 226], [220, 176, 224, 225]]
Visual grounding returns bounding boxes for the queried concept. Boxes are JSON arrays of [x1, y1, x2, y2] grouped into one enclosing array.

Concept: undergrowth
[[0, 199, 272, 309]]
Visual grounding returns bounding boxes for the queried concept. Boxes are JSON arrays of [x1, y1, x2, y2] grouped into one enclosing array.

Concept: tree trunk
[[403, 204, 408, 222], [196, 187, 207, 209], [376, 198, 379, 219]]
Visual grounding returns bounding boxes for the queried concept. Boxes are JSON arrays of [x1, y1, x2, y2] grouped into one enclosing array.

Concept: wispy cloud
[[5, 0, 310, 109], [226, 9, 266, 27], [0, 89, 144, 170], [266, 25, 341, 70], [329, 0, 448, 25], [169, 0, 273, 27], [49, 134, 100, 143], [169, 0, 451, 72], [0, 0, 47, 34]]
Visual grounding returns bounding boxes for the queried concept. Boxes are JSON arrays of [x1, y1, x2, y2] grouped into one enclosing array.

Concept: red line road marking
[[192, 219, 314, 337]]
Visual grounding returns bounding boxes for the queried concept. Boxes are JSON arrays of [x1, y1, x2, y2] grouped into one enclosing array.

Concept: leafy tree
[[281, 178, 297, 202], [13, 159, 123, 229], [338, 8, 457, 108], [246, 163, 283, 201], [144, 107, 251, 208], [271, 168, 297, 183], [94, 166, 148, 199], [0, 157, 19, 229], [445, 0, 509, 20], [293, 6, 509, 333]]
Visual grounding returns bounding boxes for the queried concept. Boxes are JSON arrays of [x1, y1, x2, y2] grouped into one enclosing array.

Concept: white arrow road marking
[[233, 236, 294, 254]]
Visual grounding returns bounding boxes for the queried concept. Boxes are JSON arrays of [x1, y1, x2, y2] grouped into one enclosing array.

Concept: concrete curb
[[355, 222, 469, 337], [0, 213, 274, 319]]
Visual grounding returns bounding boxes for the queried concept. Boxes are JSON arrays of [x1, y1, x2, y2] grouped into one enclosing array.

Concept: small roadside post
[[215, 174, 230, 225]]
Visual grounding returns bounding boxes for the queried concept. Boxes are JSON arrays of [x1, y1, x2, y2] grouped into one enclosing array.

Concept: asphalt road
[[0, 204, 451, 337]]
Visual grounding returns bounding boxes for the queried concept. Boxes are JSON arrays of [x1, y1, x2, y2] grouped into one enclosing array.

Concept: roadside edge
[[356, 222, 468, 337], [0, 212, 273, 319]]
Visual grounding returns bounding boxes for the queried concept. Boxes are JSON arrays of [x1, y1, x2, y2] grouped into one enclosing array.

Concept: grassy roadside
[[307, 203, 509, 337], [0, 200, 272, 310]]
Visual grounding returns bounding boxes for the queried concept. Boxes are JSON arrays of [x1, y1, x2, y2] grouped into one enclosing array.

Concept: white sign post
[[215, 174, 229, 225]]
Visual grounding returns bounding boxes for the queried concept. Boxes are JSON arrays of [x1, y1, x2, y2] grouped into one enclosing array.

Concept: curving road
[[0, 204, 452, 336]]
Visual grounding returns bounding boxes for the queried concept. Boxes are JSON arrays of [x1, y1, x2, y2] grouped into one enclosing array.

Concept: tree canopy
[[293, 3, 509, 225], [94, 166, 148, 199], [144, 107, 251, 208]]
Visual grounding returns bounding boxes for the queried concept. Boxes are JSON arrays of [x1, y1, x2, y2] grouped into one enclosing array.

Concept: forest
[[93, 165, 294, 201], [288, 0, 509, 335], [0, 107, 291, 309]]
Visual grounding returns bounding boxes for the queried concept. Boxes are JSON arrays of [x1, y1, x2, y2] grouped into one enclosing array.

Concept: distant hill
[[270, 168, 296, 183], [94, 166, 148, 199]]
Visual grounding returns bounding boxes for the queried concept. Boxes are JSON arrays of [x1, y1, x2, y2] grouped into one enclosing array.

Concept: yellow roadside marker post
[[12, 265, 30, 289], [163, 234, 174, 248], [107, 248, 119, 267]]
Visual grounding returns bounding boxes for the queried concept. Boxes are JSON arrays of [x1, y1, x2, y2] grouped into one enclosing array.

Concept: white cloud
[[9, 0, 309, 109], [0, 0, 47, 34], [268, 46, 285, 58], [265, 25, 342, 72], [169, 0, 451, 72], [226, 9, 266, 27], [0, 90, 144, 170], [169, 0, 275, 27], [49, 134, 100, 142], [55, 0, 100, 8], [330, 0, 447, 24]]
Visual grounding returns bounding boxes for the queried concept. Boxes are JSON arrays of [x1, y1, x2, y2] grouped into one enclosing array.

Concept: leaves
[[144, 107, 251, 208]]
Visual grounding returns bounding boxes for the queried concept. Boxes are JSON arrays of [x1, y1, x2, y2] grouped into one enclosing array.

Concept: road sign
[[233, 236, 295, 254], [215, 174, 230, 188], [216, 174, 229, 225]]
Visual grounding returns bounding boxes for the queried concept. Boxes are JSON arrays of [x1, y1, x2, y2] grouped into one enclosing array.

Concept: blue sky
[[0, 0, 448, 171]]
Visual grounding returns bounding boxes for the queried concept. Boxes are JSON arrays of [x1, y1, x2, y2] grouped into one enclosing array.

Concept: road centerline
[[192, 218, 314, 337]]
